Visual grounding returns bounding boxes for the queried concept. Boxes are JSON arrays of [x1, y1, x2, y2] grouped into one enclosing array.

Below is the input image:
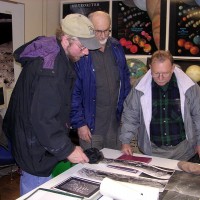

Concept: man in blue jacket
[[3, 14, 100, 195], [71, 11, 131, 150]]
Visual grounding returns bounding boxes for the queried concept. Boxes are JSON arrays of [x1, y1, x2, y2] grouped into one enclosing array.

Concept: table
[[17, 148, 200, 200]]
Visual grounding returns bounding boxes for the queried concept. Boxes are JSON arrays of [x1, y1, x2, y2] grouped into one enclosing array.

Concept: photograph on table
[[60, 1, 109, 19], [77, 167, 169, 192], [168, 0, 200, 57], [160, 190, 199, 200], [100, 158, 174, 180], [165, 170, 200, 199], [112, 0, 159, 55], [54, 176, 100, 199]]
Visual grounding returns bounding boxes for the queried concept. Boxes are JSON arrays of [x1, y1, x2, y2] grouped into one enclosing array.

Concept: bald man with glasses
[[120, 50, 200, 161], [71, 11, 131, 151]]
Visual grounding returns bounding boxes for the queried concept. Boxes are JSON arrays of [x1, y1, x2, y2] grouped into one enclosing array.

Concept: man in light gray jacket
[[120, 50, 200, 160]]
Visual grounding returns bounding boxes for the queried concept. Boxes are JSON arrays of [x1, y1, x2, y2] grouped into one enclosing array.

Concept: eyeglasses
[[75, 43, 86, 52], [78, 45, 86, 51], [151, 72, 172, 78], [94, 29, 111, 36], [69, 37, 86, 52]]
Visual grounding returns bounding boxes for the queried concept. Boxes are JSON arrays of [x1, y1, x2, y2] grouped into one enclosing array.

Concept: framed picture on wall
[[168, 0, 200, 58], [0, 13, 14, 88], [112, 1, 158, 55], [174, 59, 200, 85], [60, 0, 109, 19]]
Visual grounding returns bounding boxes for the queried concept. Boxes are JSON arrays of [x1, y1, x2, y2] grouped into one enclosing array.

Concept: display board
[[169, 0, 200, 58], [60, 1, 109, 19]]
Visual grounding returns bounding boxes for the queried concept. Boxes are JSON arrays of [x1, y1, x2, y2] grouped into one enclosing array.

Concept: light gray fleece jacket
[[119, 66, 200, 156]]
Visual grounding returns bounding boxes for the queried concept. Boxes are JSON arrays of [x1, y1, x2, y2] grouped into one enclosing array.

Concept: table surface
[[17, 148, 180, 200]]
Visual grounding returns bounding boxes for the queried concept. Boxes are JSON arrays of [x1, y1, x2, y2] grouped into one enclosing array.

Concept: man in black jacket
[[3, 14, 100, 196]]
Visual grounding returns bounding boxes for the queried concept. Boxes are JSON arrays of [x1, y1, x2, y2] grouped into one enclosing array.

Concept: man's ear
[[61, 35, 69, 48]]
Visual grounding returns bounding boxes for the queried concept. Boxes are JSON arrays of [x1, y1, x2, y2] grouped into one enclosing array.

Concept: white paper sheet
[[100, 177, 159, 200]]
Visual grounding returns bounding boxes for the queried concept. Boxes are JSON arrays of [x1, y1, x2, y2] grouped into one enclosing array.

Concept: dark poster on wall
[[160, 0, 167, 50], [0, 13, 12, 45], [0, 13, 14, 87], [61, 1, 109, 19], [169, 1, 200, 57], [112, 1, 157, 55]]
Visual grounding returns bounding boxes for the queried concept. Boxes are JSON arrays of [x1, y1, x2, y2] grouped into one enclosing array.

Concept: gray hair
[[149, 50, 174, 65]]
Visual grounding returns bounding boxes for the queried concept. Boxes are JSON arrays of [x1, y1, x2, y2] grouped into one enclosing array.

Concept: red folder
[[117, 154, 152, 163]]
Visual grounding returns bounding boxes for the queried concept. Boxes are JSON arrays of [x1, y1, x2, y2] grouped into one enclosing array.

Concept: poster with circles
[[169, 0, 200, 57], [174, 59, 200, 84], [112, 1, 158, 55]]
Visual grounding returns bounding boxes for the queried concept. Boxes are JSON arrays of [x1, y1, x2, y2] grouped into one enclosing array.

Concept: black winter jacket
[[3, 36, 76, 176]]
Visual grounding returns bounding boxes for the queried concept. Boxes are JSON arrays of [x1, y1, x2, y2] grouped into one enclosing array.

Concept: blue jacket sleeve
[[70, 59, 87, 129]]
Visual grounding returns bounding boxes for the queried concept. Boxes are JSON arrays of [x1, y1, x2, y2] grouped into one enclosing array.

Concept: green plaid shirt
[[150, 74, 186, 147]]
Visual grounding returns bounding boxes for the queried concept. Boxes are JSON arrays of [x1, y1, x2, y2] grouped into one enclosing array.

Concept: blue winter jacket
[[71, 37, 131, 133]]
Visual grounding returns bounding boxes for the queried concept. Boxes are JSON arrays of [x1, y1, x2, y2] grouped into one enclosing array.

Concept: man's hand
[[121, 144, 133, 155], [67, 146, 89, 164], [78, 125, 92, 143]]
